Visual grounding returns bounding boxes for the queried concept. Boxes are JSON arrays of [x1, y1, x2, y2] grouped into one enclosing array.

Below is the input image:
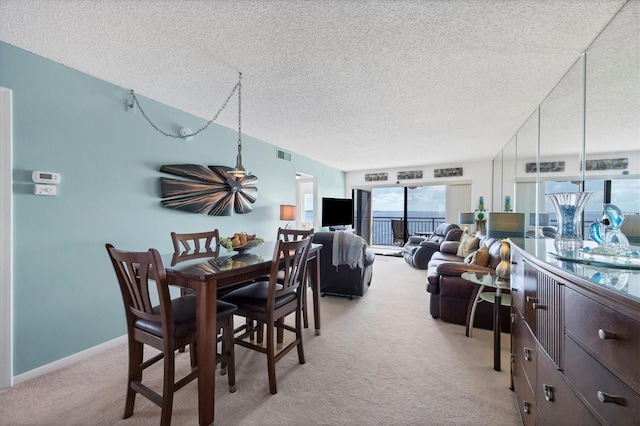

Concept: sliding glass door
[[370, 185, 446, 246]]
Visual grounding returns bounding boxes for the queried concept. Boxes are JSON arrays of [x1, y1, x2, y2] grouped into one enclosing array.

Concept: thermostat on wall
[[32, 171, 61, 184]]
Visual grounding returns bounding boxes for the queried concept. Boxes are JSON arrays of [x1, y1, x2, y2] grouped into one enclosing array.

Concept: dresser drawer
[[536, 347, 598, 426], [511, 307, 536, 391], [512, 355, 536, 426], [564, 286, 640, 392], [564, 335, 640, 425]]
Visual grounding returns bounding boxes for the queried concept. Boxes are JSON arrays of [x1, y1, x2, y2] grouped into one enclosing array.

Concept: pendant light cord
[[129, 73, 241, 140]]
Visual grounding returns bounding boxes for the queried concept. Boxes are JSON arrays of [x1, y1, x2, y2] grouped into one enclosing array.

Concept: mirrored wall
[[493, 0, 640, 239]]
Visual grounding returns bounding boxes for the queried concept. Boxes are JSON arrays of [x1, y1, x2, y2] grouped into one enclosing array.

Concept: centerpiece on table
[[220, 232, 264, 252]]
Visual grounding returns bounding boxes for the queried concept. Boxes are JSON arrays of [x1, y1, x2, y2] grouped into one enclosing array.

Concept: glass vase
[[546, 192, 592, 253]]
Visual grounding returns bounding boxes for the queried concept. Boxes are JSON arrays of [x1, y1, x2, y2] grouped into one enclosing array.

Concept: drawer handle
[[532, 303, 546, 310], [543, 384, 554, 402], [597, 391, 626, 406], [526, 296, 538, 303], [523, 401, 531, 414], [511, 313, 516, 324], [598, 329, 617, 340], [523, 347, 532, 361]]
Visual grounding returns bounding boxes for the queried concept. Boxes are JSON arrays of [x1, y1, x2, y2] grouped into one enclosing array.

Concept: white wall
[[346, 159, 494, 210]]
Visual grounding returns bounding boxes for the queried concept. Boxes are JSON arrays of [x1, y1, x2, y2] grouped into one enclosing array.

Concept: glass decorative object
[[475, 196, 487, 222], [546, 192, 592, 253], [495, 239, 511, 280], [589, 204, 630, 255], [504, 196, 511, 212]]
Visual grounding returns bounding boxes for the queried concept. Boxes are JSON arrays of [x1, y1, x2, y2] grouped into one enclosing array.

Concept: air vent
[[277, 149, 291, 161]]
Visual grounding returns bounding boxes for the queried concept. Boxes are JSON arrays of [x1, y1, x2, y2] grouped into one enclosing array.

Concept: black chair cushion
[[135, 296, 237, 339], [220, 281, 296, 313], [216, 300, 238, 318], [136, 294, 196, 338]]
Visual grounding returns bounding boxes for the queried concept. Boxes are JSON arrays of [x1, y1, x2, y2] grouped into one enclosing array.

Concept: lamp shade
[[279, 205, 296, 221], [458, 212, 476, 225], [529, 212, 550, 227], [487, 212, 525, 240]]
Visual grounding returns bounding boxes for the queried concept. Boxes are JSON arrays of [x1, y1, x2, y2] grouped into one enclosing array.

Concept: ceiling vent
[[277, 149, 291, 161]]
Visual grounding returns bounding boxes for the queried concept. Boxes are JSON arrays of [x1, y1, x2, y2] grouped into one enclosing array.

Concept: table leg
[[494, 289, 502, 372], [310, 253, 321, 336], [465, 285, 484, 338], [196, 283, 217, 425]]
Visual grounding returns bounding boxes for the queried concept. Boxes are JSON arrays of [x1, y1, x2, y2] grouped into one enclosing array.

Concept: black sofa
[[311, 231, 375, 298]]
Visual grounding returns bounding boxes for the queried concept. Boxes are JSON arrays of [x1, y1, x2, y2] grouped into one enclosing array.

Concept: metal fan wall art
[[160, 164, 258, 216]]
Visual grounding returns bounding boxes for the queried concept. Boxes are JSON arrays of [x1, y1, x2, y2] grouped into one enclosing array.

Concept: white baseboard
[[12, 335, 127, 385]]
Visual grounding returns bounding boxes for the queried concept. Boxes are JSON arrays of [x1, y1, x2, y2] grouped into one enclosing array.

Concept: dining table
[[162, 241, 322, 425]]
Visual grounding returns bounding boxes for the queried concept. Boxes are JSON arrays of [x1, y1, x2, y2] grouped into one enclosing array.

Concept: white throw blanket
[[332, 231, 365, 269]]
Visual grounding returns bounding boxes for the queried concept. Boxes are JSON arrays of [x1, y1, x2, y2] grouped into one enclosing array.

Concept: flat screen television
[[321, 197, 354, 227]]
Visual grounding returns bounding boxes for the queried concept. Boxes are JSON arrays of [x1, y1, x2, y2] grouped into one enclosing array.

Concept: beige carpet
[[0, 256, 521, 426]]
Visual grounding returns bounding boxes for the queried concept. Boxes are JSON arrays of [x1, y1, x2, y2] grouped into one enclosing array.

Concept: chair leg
[[266, 320, 277, 395], [276, 318, 284, 350], [125, 340, 144, 419], [160, 345, 176, 426], [189, 342, 197, 368], [223, 319, 236, 393], [295, 306, 306, 365], [246, 318, 255, 341], [257, 321, 264, 344], [301, 278, 309, 329]]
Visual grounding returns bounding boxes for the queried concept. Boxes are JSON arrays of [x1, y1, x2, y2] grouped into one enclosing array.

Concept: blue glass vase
[[546, 192, 593, 253]]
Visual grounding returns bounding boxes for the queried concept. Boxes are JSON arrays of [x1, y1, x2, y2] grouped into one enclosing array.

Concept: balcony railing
[[370, 216, 446, 246], [366, 216, 599, 247]]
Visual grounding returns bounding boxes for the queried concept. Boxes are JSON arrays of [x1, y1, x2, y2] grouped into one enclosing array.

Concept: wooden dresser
[[510, 239, 640, 425]]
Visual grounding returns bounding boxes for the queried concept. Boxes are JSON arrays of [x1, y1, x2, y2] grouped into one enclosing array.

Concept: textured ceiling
[[0, 0, 628, 172]]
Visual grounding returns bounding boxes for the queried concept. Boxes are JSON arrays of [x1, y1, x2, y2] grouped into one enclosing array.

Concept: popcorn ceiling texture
[[0, 0, 626, 171]]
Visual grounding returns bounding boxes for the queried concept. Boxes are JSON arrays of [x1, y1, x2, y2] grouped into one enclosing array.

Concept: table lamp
[[280, 205, 296, 228], [488, 212, 525, 280], [529, 212, 551, 227], [458, 212, 476, 234], [488, 212, 525, 241]]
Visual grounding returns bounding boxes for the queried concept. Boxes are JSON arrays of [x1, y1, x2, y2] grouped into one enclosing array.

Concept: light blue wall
[[0, 42, 346, 375]]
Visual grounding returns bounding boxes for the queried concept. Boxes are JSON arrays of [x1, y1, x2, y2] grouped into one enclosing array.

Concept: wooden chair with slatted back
[[105, 244, 237, 425], [277, 227, 314, 329], [171, 230, 220, 298], [220, 237, 312, 395], [171, 230, 220, 254]]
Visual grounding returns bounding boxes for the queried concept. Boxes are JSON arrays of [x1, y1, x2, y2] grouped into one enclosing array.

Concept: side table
[[461, 271, 510, 371]]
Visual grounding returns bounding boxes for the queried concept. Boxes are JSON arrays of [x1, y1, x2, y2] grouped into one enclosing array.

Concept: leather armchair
[[312, 231, 375, 298], [402, 223, 462, 269], [426, 233, 510, 332]]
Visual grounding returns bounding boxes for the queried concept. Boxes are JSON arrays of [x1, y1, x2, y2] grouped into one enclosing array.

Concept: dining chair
[[171, 229, 220, 254], [278, 227, 314, 328], [391, 219, 407, 245], [220, 236, 312, 394], [105, 244, 238, 426], [171, 230, 223, 355], [171, 230, 222, 298]]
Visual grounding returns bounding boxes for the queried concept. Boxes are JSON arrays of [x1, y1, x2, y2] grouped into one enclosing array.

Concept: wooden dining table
[[162, 241, 322, 425]]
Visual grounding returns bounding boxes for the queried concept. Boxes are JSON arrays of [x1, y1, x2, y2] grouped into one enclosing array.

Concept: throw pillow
[[457, 234, 479, 258], [470, 245, 491, 267]]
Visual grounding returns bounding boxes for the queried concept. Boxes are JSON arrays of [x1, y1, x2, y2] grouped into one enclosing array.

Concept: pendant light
[[229, 72, 246, 178]]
